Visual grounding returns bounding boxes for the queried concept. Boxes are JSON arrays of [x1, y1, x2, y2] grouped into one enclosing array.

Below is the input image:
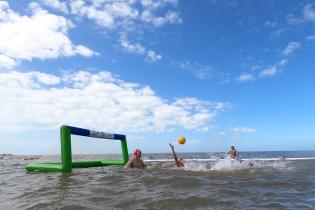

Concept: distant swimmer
[[169, 143, 186, 167], [125, 149, 146, 169], [228, 146, 238, 159], [24, 156, 36, 160]]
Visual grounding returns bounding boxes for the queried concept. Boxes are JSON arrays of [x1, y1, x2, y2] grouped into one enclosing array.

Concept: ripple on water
[[1, 154, 315, 209]]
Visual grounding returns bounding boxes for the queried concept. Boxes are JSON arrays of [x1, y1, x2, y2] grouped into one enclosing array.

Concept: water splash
[[180, 156, 290, 172], [210, 158, 255, 171]]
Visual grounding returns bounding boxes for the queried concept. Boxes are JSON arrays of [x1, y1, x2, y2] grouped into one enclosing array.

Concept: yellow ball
[[178, 136, 186, 145]]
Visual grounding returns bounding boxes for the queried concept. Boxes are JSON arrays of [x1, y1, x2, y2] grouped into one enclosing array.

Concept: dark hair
[[231, 146, 235, 149]]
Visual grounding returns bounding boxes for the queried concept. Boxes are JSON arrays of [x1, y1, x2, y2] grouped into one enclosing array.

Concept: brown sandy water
[[0, 152, 315, 209]]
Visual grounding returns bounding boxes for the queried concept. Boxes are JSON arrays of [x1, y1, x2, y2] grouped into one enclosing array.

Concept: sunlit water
[[1, 151, 315, 209]]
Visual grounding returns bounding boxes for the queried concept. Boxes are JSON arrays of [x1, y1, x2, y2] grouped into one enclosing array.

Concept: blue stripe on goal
[[67, 126, 125, 140]]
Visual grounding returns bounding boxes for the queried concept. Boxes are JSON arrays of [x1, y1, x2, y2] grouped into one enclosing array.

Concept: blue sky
[[0, 0, 315, 154]]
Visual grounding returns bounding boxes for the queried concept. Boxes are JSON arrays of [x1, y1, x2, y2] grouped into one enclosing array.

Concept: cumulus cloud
[[119, 37, 146, 55], [140, 0, 179, 9], [0, 1, 97, 69], [0, 54, 17, 68], [232, 127, 257, 134], [141, 10, 181, 27], [282, 41, 301, 56], [40, 0, 69, 13], [287, 4, 315, 25], [237, 73, 254, 82], [257, 58, 289, 79], [146, 50, 162, 62], [0, 70, 228, 132], [69, 0, 181, 30], [278, 59, 288, 66], [306, 34, 315, 41], [119, 37, 162, 62], [172, 60, 214, 80], [304, 4, 315, 21], [259, 66, 278, 77], [253, 42, 297, 80], [66, 0, 180, 62]]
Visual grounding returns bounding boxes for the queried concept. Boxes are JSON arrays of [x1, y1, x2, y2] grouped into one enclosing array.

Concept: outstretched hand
[[169, 143, 174, 150]]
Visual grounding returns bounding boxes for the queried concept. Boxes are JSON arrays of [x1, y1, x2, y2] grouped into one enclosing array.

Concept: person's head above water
[[125, 149, 146, 169], [134, 149, 142, 158]]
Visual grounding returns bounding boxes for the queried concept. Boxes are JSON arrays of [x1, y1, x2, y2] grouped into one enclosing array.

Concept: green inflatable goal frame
[[26, 125, 129, 172]]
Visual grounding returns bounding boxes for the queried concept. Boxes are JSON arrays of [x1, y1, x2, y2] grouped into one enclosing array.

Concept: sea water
[[0, 151, 315, 209]]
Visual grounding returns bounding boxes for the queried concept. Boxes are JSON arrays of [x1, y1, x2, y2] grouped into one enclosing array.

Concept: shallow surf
[[1, 151, 315, 209]]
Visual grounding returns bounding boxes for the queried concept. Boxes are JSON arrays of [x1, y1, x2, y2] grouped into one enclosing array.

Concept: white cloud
[[282, 41, 301, 56], [119, 37, 162, 62], [259, 66, 278, 77], [75, 45, 98, 57], [141, 10, 181, 27], [287, 4, 315, 25], [237, 73, 254, 82], [251, 41, 300, 80], [173, 98, 229, 112], [69, 0, 181, 30], [70, 0, 115, 28], [278, 59, 288, 66], [286, 14, 304, 25], [209, 0, 238, 7], [119, 37, 146, 55], [146, 50, 162, 62], [232, 127, 257, 134], [172, 60, 214, 80], [0, 70, 227, 132], [67, 0, 180, 62], [140, 0, 179, 9], [40, 0, 69, 13], [304, 4, 315, 21], [254, 41, 296, 80], [306, 34, 315, 41], [32, 71, 61, 85], [265, 21, 277, 28], [0, 1, 97, 68], [0, 54, 17, 68]]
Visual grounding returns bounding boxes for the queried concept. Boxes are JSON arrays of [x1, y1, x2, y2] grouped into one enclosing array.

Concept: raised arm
[[169, 143, 181, 167]]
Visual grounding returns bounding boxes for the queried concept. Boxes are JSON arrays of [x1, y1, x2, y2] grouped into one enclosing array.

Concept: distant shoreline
[[2, 150, 315, 156]]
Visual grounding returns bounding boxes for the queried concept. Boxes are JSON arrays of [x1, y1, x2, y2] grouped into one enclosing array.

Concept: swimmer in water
[[228, 146, 238, 159], [24, 156, 35, 160], [169, 143, 186, 167], [125, 149, 146, 169]]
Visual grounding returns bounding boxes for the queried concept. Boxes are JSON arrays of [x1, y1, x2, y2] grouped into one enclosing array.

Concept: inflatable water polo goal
[[26, 125, 129, 172]]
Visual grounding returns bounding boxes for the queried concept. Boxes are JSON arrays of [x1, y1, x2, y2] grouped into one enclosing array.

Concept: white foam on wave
[[144, 155, 306, 171], [209, 158, 290, 171], [182, 159, 290, 171], [144, 157, 315, 162], [183, 161, 213, 171], [210, 158, 250, 171]]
